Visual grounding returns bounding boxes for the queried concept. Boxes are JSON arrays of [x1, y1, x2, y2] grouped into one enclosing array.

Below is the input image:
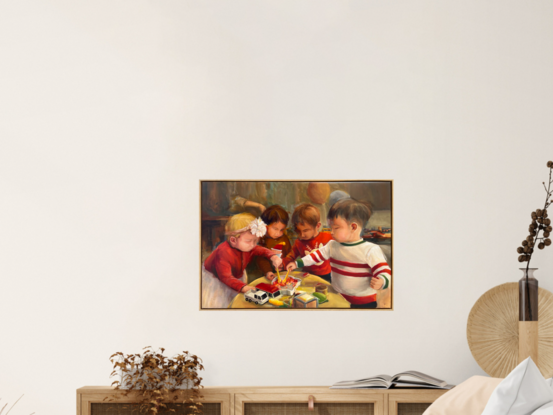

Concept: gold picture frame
[[199, 180, 393, 310]]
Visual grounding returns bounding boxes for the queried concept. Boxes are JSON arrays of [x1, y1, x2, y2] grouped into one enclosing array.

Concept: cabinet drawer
[[236, 393, 384, 415], [396, 403, 432, 415], [90, 402, 222, 415], [388, 391, 446, 415], [79, 393, 230, 415]]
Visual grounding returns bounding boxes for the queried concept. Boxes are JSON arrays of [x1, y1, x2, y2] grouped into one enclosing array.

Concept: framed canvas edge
[[198, 179, 394, 311]]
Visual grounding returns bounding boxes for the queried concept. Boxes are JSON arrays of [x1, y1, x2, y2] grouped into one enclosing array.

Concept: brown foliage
[[106, 347, 204, 415]]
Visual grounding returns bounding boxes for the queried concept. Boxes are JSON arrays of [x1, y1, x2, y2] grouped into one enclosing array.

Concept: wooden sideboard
[[77, 386, 448, 415]]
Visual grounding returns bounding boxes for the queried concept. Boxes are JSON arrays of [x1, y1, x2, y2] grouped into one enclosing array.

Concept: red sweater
[[204, 242, 275, 292], [283, 232, 333, 276]]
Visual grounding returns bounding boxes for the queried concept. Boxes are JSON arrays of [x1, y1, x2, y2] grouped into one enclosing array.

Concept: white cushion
[[533, 402, 553, 414], [423, 376, 503, 415], [482, 358, 553, 415]]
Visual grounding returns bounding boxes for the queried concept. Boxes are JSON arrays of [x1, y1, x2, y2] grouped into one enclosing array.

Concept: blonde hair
[[225, 213, 256, 238]]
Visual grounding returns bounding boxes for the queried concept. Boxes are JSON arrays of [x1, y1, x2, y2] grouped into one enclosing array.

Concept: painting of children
[[200, 181, 392, 310]]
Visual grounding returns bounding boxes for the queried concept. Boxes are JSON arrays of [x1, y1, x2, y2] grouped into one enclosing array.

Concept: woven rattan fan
[[467, 282, 553, 378]]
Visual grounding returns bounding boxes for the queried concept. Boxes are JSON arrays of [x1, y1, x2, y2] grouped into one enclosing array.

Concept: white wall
[[1, 1, 553, 413]]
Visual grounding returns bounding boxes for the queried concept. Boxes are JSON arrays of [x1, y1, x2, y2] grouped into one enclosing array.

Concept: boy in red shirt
[[282, 203, 333, 282]]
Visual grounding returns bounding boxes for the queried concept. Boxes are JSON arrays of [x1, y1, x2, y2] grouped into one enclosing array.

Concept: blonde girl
[[202, 213, 282, 308]]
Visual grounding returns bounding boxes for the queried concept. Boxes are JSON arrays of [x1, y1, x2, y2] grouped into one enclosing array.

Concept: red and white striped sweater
[[296, 239, 391, 305]]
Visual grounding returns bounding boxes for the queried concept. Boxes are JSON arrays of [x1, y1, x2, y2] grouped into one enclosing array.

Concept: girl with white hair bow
[[202, 213, 282, 308]]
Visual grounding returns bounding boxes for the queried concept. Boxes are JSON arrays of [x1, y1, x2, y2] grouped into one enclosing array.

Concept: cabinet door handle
[[308, 395, 314, 411]]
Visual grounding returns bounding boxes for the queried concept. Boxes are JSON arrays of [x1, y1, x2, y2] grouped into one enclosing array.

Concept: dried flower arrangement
[[517, 161, 553, 264], [515, 161, 553, 322], [108, 347, 204, 415]]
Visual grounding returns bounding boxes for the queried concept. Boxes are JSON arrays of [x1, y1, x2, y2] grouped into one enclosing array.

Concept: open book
[[331, 371, 454, 389]]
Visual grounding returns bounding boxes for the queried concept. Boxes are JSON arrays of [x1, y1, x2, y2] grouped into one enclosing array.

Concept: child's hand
[[241, 285, 255, 293], [276, 259, 287, 270], [271, 255, 283, 269], [370, 277, 384, 290], [266, 272, 276, 281], [286, 262, 297, 272]]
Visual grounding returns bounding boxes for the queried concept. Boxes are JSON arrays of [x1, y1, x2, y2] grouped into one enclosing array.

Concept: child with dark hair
[[286, 198, 391, 309], [282, 203, 333, 282], [256, 205, 292, 281]]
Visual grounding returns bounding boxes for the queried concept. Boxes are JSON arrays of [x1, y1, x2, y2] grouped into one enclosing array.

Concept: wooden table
[[228, 271, 351, 309]]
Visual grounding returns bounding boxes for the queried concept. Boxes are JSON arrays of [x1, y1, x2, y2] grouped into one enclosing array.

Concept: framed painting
[[200, 180, 393, 310]]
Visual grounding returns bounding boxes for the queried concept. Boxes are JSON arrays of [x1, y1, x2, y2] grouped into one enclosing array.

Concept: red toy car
[[255, 283, 282, 299]]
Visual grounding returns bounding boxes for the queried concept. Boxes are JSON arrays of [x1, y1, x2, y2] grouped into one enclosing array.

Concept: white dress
[[201, 264, 246, 309]]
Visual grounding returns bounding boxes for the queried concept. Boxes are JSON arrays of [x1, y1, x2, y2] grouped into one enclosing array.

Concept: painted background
[[200, 181, 392, 262], [1, 1, 553, 414]]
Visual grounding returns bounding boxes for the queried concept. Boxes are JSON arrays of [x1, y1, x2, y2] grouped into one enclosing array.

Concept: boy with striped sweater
[[286, 198, 391, 309]]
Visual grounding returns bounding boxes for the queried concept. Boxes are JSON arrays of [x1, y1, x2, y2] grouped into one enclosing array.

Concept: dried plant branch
[[0, 395, 31, 415], [517, 161, 553, 320], [108, 347, 204, 415]]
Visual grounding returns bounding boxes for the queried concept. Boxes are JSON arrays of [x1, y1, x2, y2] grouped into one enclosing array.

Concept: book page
[[333, 374, 392, 385], [391, 371, 447, 387], [330, 379, 389, 389]]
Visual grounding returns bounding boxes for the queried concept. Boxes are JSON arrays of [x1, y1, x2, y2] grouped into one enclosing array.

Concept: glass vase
[[519, 268, 539, 321], [519, 267, 539, 365]]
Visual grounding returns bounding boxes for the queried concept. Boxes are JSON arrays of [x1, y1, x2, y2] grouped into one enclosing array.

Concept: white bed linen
[[533, 402, 553, 414], [482, 358, 553, 415]]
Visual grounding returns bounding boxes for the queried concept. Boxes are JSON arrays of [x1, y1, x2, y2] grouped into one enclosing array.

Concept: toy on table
[[312, 292, 328, 304], [268, 298, 285, 307], [315, 283, 328, 296], [244, 283, 283, 307], [255, 283, 282, 299], [272, 270, 301, 296], [244, 289, 270, 306], [293, 293, 319, 308]]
